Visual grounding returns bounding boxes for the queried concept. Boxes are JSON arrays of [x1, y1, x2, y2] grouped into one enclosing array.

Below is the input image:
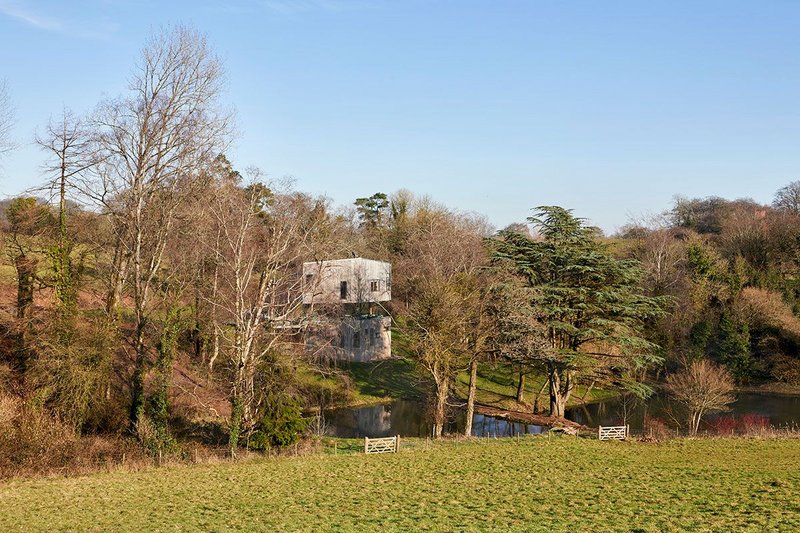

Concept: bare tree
[[665, 359, 735, 436], [205, 178, 322, 454], [773, 180, 800, 215], [487, 270, 551, 413], [621, 220, 687, 297], [394, 202, 490, 438], [0, 80, 14, 159], [35, 110, 96, 313], [76, 26, 232, 430]]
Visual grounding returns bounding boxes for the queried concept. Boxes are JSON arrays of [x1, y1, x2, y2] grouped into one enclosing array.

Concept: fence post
[[395, 435, 400, 453], [364, 437, 368, 454]]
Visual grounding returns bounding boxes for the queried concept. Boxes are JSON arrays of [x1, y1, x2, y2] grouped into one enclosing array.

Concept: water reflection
[[566, 392, 800, 430], [325, 392, 800, 438], [471, 414, 546, 438], [324, 400, 546, 438]]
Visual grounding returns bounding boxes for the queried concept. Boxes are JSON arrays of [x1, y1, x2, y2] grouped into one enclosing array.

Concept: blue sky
[[0, 0, 798, 232]]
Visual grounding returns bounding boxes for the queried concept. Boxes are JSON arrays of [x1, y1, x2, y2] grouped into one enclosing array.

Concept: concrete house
[[302, 257, 392, 362]]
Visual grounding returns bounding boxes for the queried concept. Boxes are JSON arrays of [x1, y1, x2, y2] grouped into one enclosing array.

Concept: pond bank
[[473, 403, 588, 430], [735, 383, 800, 397]]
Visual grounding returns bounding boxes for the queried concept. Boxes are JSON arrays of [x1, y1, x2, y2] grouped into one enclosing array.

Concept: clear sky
[[0, 0, 798, 232]]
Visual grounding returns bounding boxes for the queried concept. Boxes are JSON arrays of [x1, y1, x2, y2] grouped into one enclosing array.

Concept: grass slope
[[455, 363, 617, 411], [1, 437, 798, 532], [307, 357, 615, 412]]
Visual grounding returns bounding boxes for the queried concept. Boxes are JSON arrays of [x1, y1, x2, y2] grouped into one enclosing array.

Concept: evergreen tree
[[490, 206, 668, 417]]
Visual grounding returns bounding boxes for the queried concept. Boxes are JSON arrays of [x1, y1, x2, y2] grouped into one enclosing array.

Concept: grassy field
[[1, 436, 798, 532]]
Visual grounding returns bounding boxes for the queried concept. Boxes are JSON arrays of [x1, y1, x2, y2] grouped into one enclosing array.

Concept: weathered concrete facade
[[302, 258, 391, 305], [302, 258, 392, 362], [337, 315, 391, 362]]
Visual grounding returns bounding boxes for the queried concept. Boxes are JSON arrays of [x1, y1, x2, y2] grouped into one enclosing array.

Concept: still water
[[566, 392, 800, 431], [324, 400, 546, 438], [325, 393, 800, 438]]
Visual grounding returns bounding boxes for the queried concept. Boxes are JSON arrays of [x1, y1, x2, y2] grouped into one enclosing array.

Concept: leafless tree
[[35, 110, 97, 312], [0, 80, 14, 159], [665, 359, 735, 436], [773, 180, 800, 215], [74, 26, 232, 430], [487, 270, 551, 412], [204, 178, 323, 454], [394, 201, 490, 438]]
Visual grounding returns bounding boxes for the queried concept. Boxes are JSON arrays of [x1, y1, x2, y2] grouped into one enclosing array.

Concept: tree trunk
[[105, 233, 128, 316], [432, 375, 449, 438], [579, 380, 595, 405], [53, 163, 76, 316], [550, 393, 567, 419], [548, 364, 573, 418], [229, 350, 258, 454], [532, 379, 548, 414], [151, 307, 181, 447], [208, 324, 220, 372], [129, 320, 148, 431], [516, 372, 525, 403], [464, 359, 478, 437], [15, 255, 36, 320], [228, 392, 244, 457]]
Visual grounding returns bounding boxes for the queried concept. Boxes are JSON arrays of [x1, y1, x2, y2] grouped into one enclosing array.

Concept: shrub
[[249, 395, 307, 450], [715, 312, 752, 381], [769, 354, 800, 385], [707, 415, 737, 435], [665, 359, 735, 436], [643, 416, 671, 441], [739, 414, 770, 435]]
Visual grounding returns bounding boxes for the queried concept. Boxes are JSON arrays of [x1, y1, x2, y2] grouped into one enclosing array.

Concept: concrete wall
[[302, 258, 391, 305], [305, 315, 392, 363], [337, 315, 392, 362]]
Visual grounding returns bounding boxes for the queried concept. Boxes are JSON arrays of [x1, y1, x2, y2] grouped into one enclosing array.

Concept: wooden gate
[[364, 436, 399, 454], [598, 425, 629, 441]]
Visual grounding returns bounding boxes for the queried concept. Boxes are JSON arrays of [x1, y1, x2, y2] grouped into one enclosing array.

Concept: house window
[[339, 334, 346, 348], [305, 274, 313, 285], [366, 328, 373, 347], [370, 280, 379, 292], [340, 281, 348, 299], [353, 332, 360, 349]]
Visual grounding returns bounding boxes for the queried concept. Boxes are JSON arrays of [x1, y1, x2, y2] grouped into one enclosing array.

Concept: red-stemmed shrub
[[707, 415, 737, 436], [739, 414, 770, 435]]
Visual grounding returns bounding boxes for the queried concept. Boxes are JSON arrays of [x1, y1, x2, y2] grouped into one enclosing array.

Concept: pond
[[324, 392, 800, 438], [324, 400, 547, 438], [565, 392, 800, 431]]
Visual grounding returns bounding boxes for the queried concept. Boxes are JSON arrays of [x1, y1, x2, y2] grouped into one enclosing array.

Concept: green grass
[[0, 436, 798, 531], [313, 357, 615, 413], [455, 362, 617, 411], [295, 358, 424, 410], [344, 358, 425, 402]]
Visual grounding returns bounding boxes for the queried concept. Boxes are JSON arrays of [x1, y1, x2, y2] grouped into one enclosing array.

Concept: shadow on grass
[[341, 358, 427, 401]]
